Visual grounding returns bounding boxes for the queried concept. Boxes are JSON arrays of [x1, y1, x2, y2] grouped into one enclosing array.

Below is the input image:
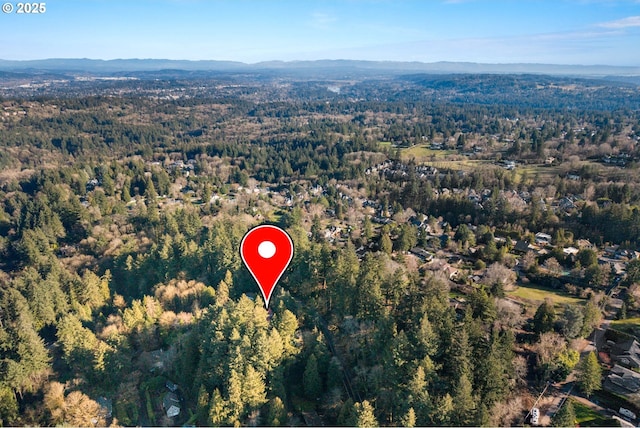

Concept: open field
[[513, 164, 564, 182], [401, 145, 458, 160], [398, 144, 628, 185], [508, 283, 584, 308]]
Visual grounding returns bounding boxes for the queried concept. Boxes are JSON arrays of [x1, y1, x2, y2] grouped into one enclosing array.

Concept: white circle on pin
[[258, 241, 276, 259]]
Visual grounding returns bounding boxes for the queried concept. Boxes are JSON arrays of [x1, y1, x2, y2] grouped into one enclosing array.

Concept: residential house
[[514, 240, 534, 254], [605, 364, 640, 394], [535, 232, 552, 246], [410, 247, 434, 262], [576, 239, 595, 250], [611, 339, 640, 369], [563, 247, 579, 262], [163, 392, 181, 418]]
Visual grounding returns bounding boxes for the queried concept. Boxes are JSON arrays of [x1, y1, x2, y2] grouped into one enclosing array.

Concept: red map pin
[[240, 225, 294, 308]]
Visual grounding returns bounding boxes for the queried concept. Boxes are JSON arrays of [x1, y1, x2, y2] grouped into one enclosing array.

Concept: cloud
[[598, 16, 640, 28], [310, 12, 337, 30]]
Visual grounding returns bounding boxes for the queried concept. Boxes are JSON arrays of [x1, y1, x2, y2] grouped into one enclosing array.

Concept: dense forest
[[0, 71, 639, 426]]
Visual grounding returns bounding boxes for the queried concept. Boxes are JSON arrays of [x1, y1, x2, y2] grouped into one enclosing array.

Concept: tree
[[380, 232, 392, 255], [43, 381, 66, 425], [122, 181, 131, 202], [226, 369, 243, 423], [559, 304, 584, 339], [433, 394, 454, 426], [242, 365, 267, 412], [544, 257, 563, 277], [337, 399, 357, 426], [626, 259, 640, 285], [482, 262, 516, 297], [454, 224, 475, 247], [196, 385, 211, 425], [303, 354, 322, 400], [401, 407, 416, 428], [63, 390, 105, 427], [208, 389, 229, 427], [581, 300, 601, 338], [585, 264, 607, 288], [452, 372, 476, 426], [552, 399, 576, 427], [577, 249, 598, 268], [407, 365, 431, 420], [521, 251, 538, 272], [266, 397, 286, 427], [0, 385, 18, 426], [362, 217, 373, 243], [396, 224, 417, 252], [577, 352, 602, 397], [533, 299, 556, 335], [0, 289, 51, 397], [355, 400, 378, 428]]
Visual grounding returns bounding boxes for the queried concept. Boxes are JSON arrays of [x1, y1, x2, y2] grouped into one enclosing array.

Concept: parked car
[[531, 408, 540, 425], [619, 408, 636, 420]]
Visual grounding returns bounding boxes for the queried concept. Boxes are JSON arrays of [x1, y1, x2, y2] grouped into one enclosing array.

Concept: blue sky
[[1, 0, 639, 65]]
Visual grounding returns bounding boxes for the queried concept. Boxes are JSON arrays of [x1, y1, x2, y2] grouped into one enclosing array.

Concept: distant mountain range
[[0, 58, 639, 78]]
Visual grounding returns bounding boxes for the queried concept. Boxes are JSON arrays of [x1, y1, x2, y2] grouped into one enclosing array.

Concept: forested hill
[[400, 73, 640, 110]]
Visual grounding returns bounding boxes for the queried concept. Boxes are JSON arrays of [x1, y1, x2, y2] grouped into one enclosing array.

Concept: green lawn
[[508, 283, 584, 307], [571, 399, 612, 427], [610, 318, 640, 337], [401, 144, 457, 160]]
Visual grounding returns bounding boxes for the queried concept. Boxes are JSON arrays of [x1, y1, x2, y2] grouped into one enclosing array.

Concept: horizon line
[[1, 58, 640, 69]]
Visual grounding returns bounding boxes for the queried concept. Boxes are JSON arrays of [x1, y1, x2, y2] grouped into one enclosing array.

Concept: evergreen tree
[[355, 400, 378, 428], [0, 385, 18, 426], [380, 232, 393, 255], [396, 224, 417, 252], [552, 400, 576, 427], [580, 300, 601, 338], [362, 216, 373, 243], [242, 365, 267, 411], [433, 394, 454, 426], [0, 289, 51, 397], [533, 299, 556, 335], [559, 304, 584, 339], [452, 373, 476, 426], [208, 389, 229, 427], [196, 385, 210, 425], [407, 365, 431, 421], [337, 399, 357, 426], [267, 397, 286, 427], [303, 354, 322, 400], [226, 369, 243, 424], [401, 407, 416, 428], [122, 181, 131, 202], [577, 352, 602, 397]]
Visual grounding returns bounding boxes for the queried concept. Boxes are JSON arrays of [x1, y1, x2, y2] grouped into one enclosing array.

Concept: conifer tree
[[552, 400, 576, 427], [303, 354, 322, 400], [577, 352, 602, 397], [355, 400, 378, 428]]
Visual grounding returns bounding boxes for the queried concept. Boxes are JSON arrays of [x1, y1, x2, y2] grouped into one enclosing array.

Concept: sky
[[1, 0, 639, 65]]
